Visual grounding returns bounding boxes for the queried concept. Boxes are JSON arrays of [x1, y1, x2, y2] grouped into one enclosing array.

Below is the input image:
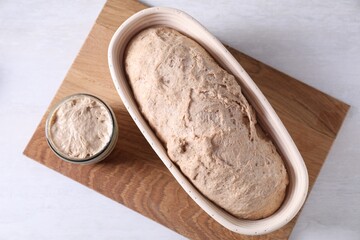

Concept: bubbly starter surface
[[49, 95, 112, 159]]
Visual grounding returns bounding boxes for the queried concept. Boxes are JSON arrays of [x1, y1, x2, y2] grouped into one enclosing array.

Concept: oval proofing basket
[[108, 7, 309, 235]]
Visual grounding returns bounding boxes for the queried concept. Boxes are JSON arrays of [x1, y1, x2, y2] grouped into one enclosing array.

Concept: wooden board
[[23, 0, 349, 239]]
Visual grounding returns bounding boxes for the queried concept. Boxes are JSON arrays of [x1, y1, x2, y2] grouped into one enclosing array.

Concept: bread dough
[[49, 95, 113, 159], [125, 27, 289, 219]]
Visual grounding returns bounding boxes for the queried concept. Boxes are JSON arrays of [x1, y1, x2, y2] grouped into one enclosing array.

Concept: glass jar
[[45, 93, 118, 164]]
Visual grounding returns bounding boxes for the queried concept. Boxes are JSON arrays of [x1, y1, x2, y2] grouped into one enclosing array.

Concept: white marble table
[[1, 0, 359, 239]]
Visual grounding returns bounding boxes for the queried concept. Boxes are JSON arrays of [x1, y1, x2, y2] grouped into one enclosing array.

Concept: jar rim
[[45, 93, 117, 163]]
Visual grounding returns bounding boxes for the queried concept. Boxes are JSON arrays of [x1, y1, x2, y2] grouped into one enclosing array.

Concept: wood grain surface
[[23, 0, 349, 239]]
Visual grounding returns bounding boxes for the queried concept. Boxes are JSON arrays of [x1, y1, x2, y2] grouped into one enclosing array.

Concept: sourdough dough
[[125, 27, 289, 219], [49, 95, 113, 159]]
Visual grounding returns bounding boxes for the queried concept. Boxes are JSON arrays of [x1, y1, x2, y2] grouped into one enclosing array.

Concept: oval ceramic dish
[[108, 7, 308, 235]]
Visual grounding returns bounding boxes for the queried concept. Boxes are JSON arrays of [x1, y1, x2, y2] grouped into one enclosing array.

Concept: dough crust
[[125, 27, 288, 219]]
